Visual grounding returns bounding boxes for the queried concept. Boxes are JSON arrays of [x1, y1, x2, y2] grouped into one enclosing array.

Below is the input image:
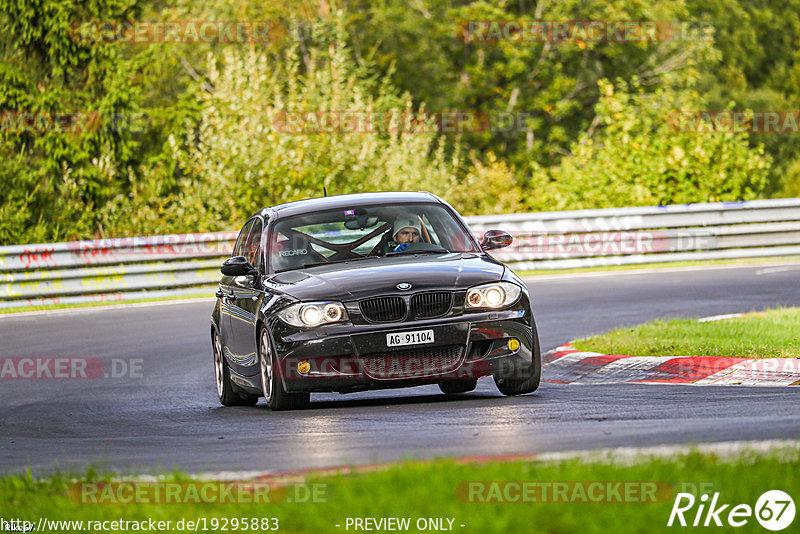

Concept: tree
[[526, 75, 770, 210], [167, 14, 464, 228], [0, 0, 190, 243]]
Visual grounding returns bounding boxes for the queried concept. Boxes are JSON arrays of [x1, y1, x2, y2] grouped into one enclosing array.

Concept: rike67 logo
[[668, 490, 795, 530]]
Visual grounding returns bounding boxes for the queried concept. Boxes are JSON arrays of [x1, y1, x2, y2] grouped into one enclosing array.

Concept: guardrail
[[0, 232, 237, 309], [468, 198, 800, 270], [2, 198, 799, 309]]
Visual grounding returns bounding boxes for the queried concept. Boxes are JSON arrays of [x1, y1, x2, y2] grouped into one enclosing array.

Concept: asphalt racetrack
[[1, 263, 799, 476]]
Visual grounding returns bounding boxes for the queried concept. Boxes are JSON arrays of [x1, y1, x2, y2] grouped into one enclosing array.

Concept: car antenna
[[323, 187, 327, 197]]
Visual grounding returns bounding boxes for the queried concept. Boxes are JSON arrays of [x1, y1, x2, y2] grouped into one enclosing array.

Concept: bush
[[168, 15, 464, 229], [525, 77, 771, 211]]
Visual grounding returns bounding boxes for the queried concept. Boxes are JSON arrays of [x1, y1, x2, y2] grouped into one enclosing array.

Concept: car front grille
[[360, 296, 405, 322], [361, 345, 464, 379], [410, 291, 452, 318]]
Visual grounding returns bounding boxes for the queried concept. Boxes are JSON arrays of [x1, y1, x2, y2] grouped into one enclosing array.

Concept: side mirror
[[221, 256, 258, 276], [480, 229, 513, 251]]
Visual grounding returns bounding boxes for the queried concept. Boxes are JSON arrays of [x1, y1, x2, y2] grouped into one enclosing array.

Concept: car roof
[[253, 191, 444, 220]]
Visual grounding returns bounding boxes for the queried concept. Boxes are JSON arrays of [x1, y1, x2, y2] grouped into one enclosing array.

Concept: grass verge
[[1, 449, 798, 533], [516, 255, 800, 277], [572, 307, 800, 358]]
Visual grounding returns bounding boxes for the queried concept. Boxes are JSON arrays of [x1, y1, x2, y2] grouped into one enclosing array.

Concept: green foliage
[[346, 0, 717, 171], [167, 15, 463, 228], [525, 76, 770, 210], [448, 152, 523, 215], [686, 0, 800, 196], [0, 0, 794, 245], [0, 0, 196, 243]]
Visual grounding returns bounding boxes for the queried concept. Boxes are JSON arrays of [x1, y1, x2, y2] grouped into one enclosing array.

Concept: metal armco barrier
[[0, 232, 237, 309], [468, 198, 800, 270], [1, 199, 799, 309]]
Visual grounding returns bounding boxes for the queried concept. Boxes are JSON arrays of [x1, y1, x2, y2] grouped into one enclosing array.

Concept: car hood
[[265, 253, 506, 302]]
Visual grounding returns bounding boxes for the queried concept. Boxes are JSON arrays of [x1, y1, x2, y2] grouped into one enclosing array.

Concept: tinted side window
[[233, 219, 255, 257], [245, 218, 263, 269]]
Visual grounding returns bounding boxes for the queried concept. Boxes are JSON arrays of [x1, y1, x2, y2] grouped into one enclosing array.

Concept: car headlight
[[465, 281, 522, 310], [277, 301, 349, 327]]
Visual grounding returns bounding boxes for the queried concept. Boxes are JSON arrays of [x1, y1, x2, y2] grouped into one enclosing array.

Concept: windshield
[[269, 203, 480, 272]]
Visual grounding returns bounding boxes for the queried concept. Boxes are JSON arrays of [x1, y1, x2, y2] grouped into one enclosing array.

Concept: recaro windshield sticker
[[279, 249, 308, 256]]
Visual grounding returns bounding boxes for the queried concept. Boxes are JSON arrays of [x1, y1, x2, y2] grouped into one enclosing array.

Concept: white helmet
[[393, 216, 421, 238]]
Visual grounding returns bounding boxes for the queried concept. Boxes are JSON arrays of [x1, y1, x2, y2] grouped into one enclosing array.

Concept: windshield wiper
[[385, 248, 449, 256], [274, 255, 379, 273]]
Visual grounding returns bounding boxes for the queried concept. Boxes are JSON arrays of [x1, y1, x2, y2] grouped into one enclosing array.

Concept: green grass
[[516, 255, 800, 276], [0, 292, 215, 315], [2, 450, 798, 533], [573, 307, 800, 358]]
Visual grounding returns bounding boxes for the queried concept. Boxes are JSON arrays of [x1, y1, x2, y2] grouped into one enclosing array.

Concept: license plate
[[386, 329, 434, 347]]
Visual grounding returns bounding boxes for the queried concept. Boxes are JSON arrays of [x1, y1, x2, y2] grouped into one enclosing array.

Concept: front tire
[[259, 327, 310, 411], [494, 322, 541, 396], [213, 329, 258, 406]]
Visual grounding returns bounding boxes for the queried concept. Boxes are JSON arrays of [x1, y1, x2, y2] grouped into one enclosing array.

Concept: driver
[[392, 217, 421, 252]]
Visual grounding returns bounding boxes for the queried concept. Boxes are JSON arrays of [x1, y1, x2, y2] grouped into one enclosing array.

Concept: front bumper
[[269, 309, 534, 393]]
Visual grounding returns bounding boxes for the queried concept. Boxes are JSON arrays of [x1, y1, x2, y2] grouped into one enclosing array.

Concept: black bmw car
[[211, 191, 540, 410]]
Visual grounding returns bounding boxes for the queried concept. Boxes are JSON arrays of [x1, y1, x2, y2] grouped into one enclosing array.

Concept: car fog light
[[507, 338, 520, 352], [297, 360, 311, 374]]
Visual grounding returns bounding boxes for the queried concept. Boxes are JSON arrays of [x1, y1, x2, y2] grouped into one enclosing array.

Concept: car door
[[227, 216, 264, 376], [220, 218, 255, 372]]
